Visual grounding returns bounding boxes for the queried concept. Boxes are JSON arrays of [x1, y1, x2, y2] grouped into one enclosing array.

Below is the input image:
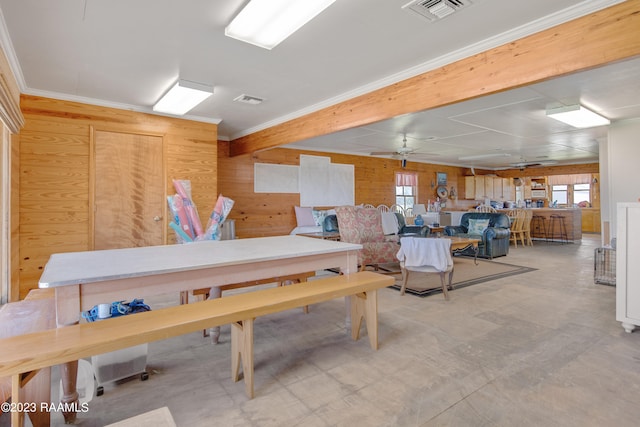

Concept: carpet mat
[[383, 258, 537, 298]]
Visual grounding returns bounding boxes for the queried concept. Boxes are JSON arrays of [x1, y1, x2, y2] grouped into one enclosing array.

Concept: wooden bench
[[0, 271, 393, 416], [0, 288, 55, 427]]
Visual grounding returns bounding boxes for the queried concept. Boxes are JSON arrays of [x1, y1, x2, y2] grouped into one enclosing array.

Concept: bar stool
[[531, 215, 547, 241], [549, 214, 568, 244]]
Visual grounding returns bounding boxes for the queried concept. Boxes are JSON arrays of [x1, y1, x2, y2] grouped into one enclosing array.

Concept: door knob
[[153, 216, 162, 222]]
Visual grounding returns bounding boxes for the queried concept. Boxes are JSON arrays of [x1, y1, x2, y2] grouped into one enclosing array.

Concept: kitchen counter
[[497, 208, 582, 242]]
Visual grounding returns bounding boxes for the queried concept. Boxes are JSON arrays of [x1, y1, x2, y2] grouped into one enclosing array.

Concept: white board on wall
[[299, 155, 354, 207], [254, 163, 299, 193]]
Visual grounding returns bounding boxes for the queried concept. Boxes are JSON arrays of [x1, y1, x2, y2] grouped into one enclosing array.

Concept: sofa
[[290, 206, 338, 235], [294, 210, 424, 237], [444, 212, 510, 259]]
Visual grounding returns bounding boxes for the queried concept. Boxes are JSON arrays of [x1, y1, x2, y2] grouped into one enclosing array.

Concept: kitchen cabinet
[[465, 176, 514, 200], [617, 203, 640, 333], [493, 178, 503, 199], [581, 208, 601, 232], [503, 178, 514, 200], [474, 176, 485, 199], [523, 178, 532, 199], [464, 176, 475, 199], [484, 177, 494, 199]]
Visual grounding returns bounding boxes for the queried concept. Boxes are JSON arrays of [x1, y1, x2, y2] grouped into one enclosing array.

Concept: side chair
[[396, 237, 454, 300]]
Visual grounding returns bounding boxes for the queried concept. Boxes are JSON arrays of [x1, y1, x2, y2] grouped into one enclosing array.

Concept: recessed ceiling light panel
[[546, 104, 610, 128], [225, 0, 336, 49], [153, 79, 213, 115]]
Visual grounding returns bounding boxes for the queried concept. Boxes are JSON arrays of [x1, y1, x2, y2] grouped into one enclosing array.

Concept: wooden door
[[93, 130, 164, 250]]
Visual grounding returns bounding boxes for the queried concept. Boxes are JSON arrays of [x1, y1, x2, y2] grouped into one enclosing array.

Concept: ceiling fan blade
[[512, 160, 558, 168], [370, 151, 397, 156]]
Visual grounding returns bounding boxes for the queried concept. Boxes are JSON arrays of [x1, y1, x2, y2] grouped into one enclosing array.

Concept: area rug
[[383, 258, 537, 298]]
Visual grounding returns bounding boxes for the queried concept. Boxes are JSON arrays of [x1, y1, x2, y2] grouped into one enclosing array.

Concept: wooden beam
[[230, 1, 640, 156]]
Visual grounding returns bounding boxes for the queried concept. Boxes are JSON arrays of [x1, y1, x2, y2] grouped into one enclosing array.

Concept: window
[[395, 172, 418, 211], [574, 183, 591, 205], [551, 183, 591, 206], [552, 185, 568, 205]]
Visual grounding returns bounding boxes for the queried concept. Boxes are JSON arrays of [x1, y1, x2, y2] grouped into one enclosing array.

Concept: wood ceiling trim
[[230, 0, 640, 157]]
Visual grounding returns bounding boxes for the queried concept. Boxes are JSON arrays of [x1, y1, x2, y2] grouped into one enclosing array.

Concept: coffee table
[[298, 231, 341, 241], [427, 225, 445, 236], [446, 236, 480, 265]]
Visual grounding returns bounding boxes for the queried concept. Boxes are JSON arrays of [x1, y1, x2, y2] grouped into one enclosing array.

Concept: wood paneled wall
[[218, 142, 478, 238], [218, 142, 601, 239], [16, 95, 218, 298]]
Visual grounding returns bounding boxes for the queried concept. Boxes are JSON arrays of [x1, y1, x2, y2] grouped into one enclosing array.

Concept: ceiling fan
[[510, 157, 558, 170], [370, 135, 416, 159]]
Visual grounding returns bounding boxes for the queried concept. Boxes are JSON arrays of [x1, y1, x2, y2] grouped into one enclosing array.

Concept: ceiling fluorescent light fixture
[[225, 0, 336, 50], [153, 79, 213, 115], [546, 104, 610, 128]]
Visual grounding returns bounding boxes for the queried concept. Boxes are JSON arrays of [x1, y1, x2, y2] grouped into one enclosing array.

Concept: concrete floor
[[10, 234, 640, 426]]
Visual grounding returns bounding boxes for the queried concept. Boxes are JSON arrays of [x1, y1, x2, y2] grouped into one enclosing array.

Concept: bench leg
[[350, 290, 379, 350], [231, 319, 254, 399], [11, 368, 52, 427], [11, 374, 25, 427]]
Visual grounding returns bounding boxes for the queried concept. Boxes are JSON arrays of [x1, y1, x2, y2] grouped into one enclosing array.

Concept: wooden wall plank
[[10, 134, 19, 301], [230, 1, 640, 156], [16, 95, 218, 297]]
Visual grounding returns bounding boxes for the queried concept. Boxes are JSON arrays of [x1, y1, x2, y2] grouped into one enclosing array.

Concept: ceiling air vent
[[402, 0, 473, 22], [234, 94, 265, 105]]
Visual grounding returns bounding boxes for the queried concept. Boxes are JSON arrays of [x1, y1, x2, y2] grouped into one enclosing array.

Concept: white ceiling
[[0, 0, 637, 169]]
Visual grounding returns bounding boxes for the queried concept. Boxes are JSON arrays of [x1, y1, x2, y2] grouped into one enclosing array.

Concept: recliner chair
[[444, 212, 510, 259]]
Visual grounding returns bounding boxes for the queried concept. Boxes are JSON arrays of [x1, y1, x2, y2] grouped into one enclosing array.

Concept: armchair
[[394, 212, 429, 237], [323, 214, 339, 233], [335, 206, 399, 271], [444, 212, 510, 259]]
